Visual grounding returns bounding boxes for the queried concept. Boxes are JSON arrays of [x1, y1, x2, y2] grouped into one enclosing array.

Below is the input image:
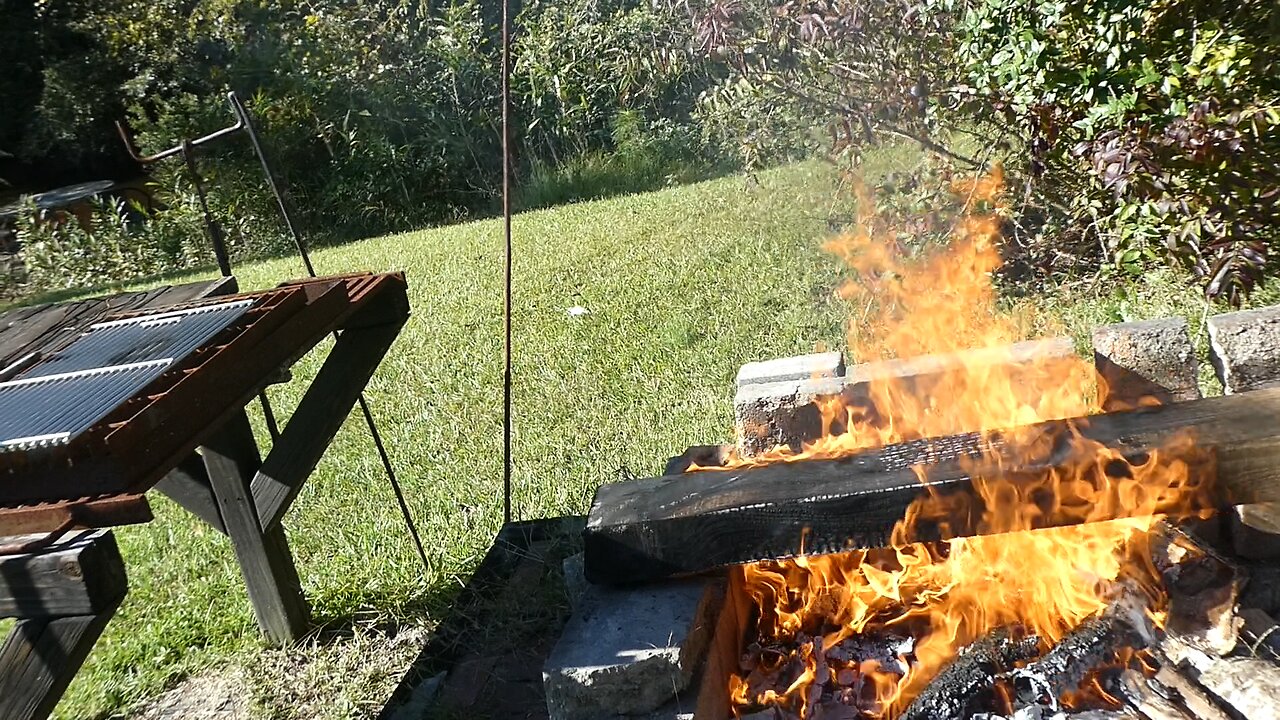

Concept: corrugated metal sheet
[[0, 300, 252, 450], [24, 300, 253, 378]]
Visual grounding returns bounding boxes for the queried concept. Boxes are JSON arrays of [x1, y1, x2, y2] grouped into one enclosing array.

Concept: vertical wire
[[501, 0, 515, 525]]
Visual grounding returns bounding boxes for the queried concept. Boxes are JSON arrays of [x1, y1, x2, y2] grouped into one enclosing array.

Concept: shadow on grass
[[366, 516, 584, 720]]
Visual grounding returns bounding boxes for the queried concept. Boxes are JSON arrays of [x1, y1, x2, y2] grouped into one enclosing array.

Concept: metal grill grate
[[24, 300, 253, 378], [0, 299, 252, 450]]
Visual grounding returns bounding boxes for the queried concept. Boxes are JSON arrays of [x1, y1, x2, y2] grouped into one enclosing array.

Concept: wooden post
[[0, 530, 127, 720], [203, 410, 310, 645]]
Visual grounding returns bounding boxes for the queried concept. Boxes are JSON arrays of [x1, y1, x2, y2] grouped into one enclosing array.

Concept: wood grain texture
[[584, 386, 1280, 585], [0, 529, 127, 619], [203, 410, 309, 645], [0, 603, 122, 720]]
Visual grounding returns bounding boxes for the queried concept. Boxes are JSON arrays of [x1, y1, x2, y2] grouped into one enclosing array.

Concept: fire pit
[[550, 181, 1280, 720]]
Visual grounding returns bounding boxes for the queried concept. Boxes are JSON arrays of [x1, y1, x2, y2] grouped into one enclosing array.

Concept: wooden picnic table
[[0, 274, 410, 719]]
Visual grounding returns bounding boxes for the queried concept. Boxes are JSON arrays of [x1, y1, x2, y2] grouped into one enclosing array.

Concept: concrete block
[[733, 339, 1076, 457], [1207, 305, 1280, 394], [543, 579, 722, 720], [1093, 317, 1199, 410], [736, 351, 845, 388], [733, 376, 845, 456], [1206, 305, 1280, 552]]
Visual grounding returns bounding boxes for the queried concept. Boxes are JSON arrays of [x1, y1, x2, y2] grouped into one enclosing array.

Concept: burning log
[[898, 629, 1039, 720], [1006, 607, 1148, 710], [583, 385, 1280, 584]]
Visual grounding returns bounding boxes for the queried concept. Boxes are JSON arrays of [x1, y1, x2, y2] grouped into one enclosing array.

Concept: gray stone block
[[733, 375, 846, 456], [735, 351, 845, 388], [543, 579, 722, 720], [1207, 305, 1280, 394], [733, 339, 1076, 457], [1093, 317, 1199, 410]]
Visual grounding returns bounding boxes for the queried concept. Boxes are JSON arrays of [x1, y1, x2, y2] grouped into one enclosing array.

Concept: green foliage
[[15, 198, 166, 292], [955, 0, 1280, 304], [4, 0, 724, 282], [692, 0, 963, 168], [518, 111, 721, 209]]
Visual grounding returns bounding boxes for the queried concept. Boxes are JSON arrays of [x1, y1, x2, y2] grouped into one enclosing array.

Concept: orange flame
[[726, 167, 1214, 718]]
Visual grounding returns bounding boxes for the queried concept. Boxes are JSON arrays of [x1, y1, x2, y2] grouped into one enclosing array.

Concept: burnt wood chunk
[[1008, 610, 1143, 709], [585, 386, 1280, 585], [900, 629, 1039, 720]]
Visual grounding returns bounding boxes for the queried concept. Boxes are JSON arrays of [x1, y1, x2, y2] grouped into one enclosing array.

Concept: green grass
[[56, 161, 856, 718], [45, 154, 1280, 718]]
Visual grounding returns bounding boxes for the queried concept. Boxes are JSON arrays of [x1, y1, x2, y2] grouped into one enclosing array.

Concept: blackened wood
[[1238, 607, 1280, 662], [585, 386, 1280, 585], [1152, 665, 1234, 720], [0, 529, 127, 618], [1008, 611, 1142, 707], [900, 629, 1039, 720], [251, 320, 405, 530], [155, 453, 227, 535], [0, 599, 123, 720], [203, 410, 309, 645]]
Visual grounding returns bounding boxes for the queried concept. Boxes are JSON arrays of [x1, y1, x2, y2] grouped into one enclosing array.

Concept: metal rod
[[221, 93, 430, 573], [180, 141, 233, 278], [226, 92, 316, 278], [501, 0, 515, 525]]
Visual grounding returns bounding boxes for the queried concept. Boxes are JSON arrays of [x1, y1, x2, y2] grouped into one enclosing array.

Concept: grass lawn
[[55, 161, 858, 718], [44, 156, 1280, 719]]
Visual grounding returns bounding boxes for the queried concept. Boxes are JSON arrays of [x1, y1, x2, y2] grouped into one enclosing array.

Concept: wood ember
[[899, 629, 1040, 720], [1151, 523, 1243, 655], [1006, 610, 1145, 711], [1150, 666, 1232, 720]]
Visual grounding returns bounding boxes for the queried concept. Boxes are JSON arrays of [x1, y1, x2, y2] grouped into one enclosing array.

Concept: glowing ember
[[721, 167, 1215, 718]]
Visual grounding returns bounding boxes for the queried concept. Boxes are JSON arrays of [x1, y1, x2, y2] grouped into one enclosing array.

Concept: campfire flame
[[724, 167, 1216, 718]]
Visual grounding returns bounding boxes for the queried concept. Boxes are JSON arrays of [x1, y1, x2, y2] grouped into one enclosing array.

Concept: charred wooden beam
[[585, 386, 1280, 585], [1007, 610, 1145, 710], [899, 629, 1039, 720]]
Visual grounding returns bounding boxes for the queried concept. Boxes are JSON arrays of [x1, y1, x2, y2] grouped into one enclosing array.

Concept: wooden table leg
[[0, 530, 127, 720], [203, 410, 310, 645]]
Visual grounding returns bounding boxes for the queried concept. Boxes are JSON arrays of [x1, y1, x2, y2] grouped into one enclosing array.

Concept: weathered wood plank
[[0, 530, 127, 619], [0, 528, 126, 720], [155, 453, 227, 535], [203, 410, 309, 645], [250, 321, 405, 530], [584, 386, 1280, 585], [0, 605, 122, 720]]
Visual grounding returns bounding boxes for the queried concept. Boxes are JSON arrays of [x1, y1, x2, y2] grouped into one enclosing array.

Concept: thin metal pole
[[227, 93, 430, 574], [227, 92, 316, 278], [501, 0, 515, 524], [180, 141, 233, 278]]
